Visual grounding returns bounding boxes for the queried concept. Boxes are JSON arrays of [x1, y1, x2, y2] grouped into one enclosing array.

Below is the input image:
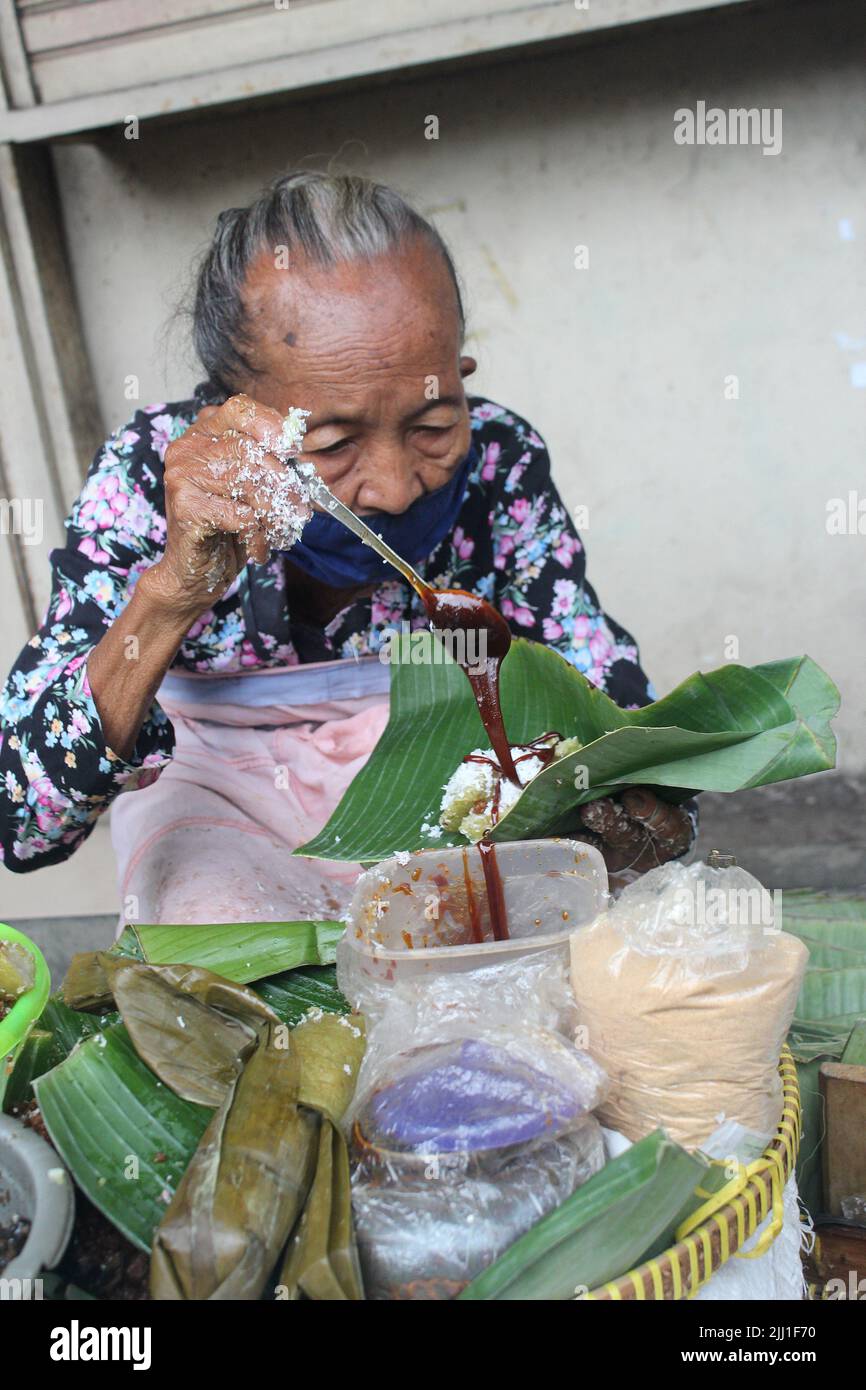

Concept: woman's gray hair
[[192, 170, 465, 392]]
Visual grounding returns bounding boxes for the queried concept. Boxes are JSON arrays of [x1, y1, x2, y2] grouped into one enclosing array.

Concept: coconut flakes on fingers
[[226, 406, 323, 555]]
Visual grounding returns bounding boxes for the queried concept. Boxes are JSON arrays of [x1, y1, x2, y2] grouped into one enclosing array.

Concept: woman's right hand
[[148, 393, 311, 623]]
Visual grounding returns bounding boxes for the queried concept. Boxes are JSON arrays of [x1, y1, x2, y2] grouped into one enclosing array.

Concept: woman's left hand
[[576, 789, 695, 890]]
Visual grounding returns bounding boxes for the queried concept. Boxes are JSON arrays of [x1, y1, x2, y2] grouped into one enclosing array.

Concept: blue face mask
[[286, 446, 477, 588]]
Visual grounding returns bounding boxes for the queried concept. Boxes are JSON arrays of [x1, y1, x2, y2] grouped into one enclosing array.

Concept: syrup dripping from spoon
[[312, 482, 529, 939]]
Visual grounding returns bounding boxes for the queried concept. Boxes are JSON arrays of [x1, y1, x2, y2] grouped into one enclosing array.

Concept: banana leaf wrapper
[[275, 1014, 367, 1301], [149, 1010, 367, 1300], [150, 1020, 320, 1300], [63, 954, 280, 1106], [61, 950, 116, 1011], [292, 1011, 366, 1125], [62, 953, 367, 1300], [107, 960, 279, 1106], [279, 1122, 363, 1301]]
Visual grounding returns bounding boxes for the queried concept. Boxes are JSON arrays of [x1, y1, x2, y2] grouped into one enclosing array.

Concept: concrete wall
[[5, 0, 860, 926]]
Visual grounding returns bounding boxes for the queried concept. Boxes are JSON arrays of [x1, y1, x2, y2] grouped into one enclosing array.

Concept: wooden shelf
[[0, 0, 770, 144]]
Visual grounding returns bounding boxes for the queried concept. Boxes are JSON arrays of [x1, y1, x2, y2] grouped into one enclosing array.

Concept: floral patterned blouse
[[0, 386, 652, 871]]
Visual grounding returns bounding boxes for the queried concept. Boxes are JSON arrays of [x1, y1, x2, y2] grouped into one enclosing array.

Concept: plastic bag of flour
[[569, 860, 808, 1150]]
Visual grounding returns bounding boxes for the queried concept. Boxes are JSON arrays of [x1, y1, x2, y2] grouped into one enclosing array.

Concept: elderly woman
[[0, 172, 692, 923]]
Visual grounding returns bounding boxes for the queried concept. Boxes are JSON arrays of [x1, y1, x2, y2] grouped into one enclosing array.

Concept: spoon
[[310, 481, 428, 598]]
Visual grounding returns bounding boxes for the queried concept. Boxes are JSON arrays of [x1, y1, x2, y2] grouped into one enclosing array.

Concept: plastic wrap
[[350, 1027, 606, 1299], [337, 839, 608, 1024], [570, 860, 809, 1150], [338, 840, 610, 1298]]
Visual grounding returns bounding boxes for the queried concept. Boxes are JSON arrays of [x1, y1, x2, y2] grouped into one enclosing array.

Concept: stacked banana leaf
[[3, 919, 753, 1301], [3, 921, 364, 1301], [8, 900, 857, 1300], [780, 891, 866, 1215], [298, 638, 839, 861]]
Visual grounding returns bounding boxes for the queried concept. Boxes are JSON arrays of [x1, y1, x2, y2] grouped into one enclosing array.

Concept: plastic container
[[0, 1115, 74, 1289], [351, 1034, 606, 1299], [337, 838, 608, 1012], [0, 923, 51, 1094]]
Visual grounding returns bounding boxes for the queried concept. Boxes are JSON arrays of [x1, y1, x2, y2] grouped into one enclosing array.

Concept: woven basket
[[585, 1049, 801, 1300]]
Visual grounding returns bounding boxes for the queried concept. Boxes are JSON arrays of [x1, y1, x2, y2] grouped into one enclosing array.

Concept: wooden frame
[[0, 141, 103, 621], [1, 0, 774, 144]]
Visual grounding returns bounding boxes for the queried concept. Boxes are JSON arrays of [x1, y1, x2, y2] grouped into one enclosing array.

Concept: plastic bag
[[350, 1026, 606, 1299], [337, 839, 608, 1024], [339, 842, 610, 1298], [569, 860, 808, 1150]]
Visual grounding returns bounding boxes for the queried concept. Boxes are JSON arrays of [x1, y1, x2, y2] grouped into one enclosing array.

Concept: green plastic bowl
[[0, 923, 51, 1078]]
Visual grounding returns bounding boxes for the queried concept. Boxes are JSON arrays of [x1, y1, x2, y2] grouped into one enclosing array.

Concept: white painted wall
[[4, 0, 864, 914]]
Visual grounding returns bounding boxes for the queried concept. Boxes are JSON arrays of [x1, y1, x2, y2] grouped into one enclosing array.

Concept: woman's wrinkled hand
[[575, 789, 696, 892], [148, 394, 311, 623]]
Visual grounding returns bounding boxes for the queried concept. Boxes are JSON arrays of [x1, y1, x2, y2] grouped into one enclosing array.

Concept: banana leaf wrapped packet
[[45, 951, 366, 1300]]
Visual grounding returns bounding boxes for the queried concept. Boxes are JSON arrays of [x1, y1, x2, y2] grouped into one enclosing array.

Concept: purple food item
[[360, 1039, 588, 1155]]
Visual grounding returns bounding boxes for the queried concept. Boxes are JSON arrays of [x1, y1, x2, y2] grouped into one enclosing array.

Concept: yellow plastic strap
[[675, 1160, 748, 1242], [589, 1056, 799, 1300], [736, 1152, 785, 1260], [733, 1196, 745, 1247]]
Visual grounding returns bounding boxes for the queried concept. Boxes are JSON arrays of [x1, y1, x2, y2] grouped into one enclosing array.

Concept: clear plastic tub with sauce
[[336, 837, 609, 1014]]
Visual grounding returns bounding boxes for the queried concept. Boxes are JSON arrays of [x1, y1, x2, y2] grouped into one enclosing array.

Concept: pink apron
[[110, 657, 390, 926]]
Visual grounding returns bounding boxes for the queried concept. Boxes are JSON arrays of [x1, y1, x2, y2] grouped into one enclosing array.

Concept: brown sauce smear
[[421, 586, 520, 785], [461, 847, 484, 945], [421, 586, 567, 944]]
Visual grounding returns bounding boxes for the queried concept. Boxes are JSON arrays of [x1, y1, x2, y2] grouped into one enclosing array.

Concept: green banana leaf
[[255, 965, 349, 1024], [3, 1029, 59, 1111], [779, 889, 866, 1214], [459, 1130, 710, 1300], [135, 920, 344, 981], [785, 890, 866, 1043], [42, 995, 119, 1049], [112, 926, 145, 960], [2, 996, 119, 1112], [298, 637, 838, 862], [841, 1021, 866, 1066], [796, 966, 866, 1028], [35, 1023, 211, 1251], [788, 1017, 858, 1063], [781, 890, 866, 968]]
